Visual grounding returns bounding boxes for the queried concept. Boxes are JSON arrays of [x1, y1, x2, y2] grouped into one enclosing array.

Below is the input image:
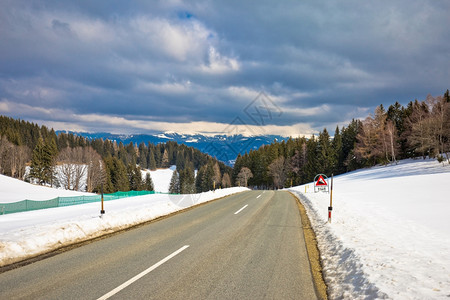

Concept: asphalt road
[[0, 190, 317, 299]]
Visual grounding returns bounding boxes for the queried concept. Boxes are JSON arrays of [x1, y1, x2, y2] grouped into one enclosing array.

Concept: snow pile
[[289, 159, 450, 299], [0, 184, 248, 267]]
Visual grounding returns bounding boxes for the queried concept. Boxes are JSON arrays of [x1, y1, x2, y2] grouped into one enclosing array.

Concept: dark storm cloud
[[0, 0, 449, 135]]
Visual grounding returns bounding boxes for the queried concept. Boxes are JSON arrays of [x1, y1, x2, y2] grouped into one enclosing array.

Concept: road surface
[[0, 190, 318, 299]]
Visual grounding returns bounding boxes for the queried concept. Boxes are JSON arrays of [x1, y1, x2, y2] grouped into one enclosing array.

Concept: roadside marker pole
[[328, 174, 333, 223], [100, 183, 105, 215]]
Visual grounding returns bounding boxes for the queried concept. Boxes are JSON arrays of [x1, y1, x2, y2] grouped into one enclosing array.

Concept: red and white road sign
[[315, 175, 327, 186]]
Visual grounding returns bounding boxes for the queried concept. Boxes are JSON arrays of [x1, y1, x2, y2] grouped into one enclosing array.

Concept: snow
[[289, 158, 450, 299], [0, 174, 93, 203], [155, 133, 173, 140], [185, 138, 199, 143], [0, 184, 248, 267], [144, 166, 176, 193]]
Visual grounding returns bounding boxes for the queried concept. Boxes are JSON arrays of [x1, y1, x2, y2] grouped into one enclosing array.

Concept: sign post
[[328, 174, 333, 223]]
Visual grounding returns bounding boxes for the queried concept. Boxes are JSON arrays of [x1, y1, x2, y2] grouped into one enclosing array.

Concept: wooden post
[[100, 183, 105, 215]]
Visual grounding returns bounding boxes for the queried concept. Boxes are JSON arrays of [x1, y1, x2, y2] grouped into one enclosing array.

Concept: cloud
[[0, 0, 449, 137], [0, 97, 314, 137], [200, 46, 240, 74]]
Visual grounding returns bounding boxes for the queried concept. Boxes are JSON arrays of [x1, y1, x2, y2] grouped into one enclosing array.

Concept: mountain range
[[57, 131, 288, 166]]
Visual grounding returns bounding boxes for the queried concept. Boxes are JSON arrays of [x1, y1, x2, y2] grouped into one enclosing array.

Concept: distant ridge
[[57, 131, 288, 166]]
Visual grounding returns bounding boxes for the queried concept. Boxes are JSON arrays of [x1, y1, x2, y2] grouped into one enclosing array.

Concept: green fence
[[0, 190, 156, 215]]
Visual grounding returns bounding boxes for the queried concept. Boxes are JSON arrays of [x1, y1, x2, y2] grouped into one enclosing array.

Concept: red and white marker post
[[328, 174, 333, 223]]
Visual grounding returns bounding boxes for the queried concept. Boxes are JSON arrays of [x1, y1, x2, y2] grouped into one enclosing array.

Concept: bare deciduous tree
[[355, 106, 399, 165], [72, 147, 87, 191], [85, 147, 104, 193], [355, 115, 382, 165], [406, 99, 435, 158], [212, 162, 222, 187], [268, 156, 288, 189], [236, 167, 253, 187], [57, 148, 75, 190], [385, 120, 398, 164], [221, 173, 231, 188], [0, 136, 31, 179], [429, 95, 450, 162], [56, 146, 103, 192]]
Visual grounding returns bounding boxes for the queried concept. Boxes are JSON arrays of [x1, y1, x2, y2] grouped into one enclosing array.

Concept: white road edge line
[[234, 204, 248, 215], [256, 194, 261, 199], [97, 245, 190, 300]]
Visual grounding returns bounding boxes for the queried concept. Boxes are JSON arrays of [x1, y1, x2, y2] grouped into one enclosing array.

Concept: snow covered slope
[[143, 166, 175, 193], [0, 174, 93, 203], [289, 159, 450, 299], [0, 165, 174, 204]]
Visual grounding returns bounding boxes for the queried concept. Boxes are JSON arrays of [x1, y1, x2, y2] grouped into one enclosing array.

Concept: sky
[[0, 0, 449, 137]]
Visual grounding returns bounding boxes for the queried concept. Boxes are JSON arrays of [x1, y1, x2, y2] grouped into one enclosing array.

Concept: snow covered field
[[289, 159, 450, 299], [144, 166, 176, 193], [0, 174, 94, 203], [0, 171, 248, 267], [0, 165, 175, 203]]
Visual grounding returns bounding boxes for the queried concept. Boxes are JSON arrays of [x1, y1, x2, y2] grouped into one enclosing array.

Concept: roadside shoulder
[[289, 191, 328, 300]]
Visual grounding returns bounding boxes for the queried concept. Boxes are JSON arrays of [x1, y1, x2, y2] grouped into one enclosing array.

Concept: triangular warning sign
[[315, 175, 327, 186]]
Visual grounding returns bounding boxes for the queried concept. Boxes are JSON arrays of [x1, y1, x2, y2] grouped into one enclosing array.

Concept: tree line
[[0, 116, 232, 194], [232, 90, 450, 189], [1, 89, 448, 192], [168, 159, 232, 194]]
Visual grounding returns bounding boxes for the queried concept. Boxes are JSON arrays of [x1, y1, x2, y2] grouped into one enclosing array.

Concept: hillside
[[289, 158, 450, 299], [0, 174, 93, 203]]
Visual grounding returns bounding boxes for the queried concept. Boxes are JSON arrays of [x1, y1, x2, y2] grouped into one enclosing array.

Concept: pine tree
[[29, 137, 56, 185], [195, 165, 205, 193], [180, 166, 195, 194], [318, 128, 336, 175], [169, 170, 180, 194], [144, 172, 154, 191], [148, 149, 157, 170], [232, 154, 244, 185], [104, 156, 129, 192], [201, 163, 215, 192], [162, 148, 169, 168], [332, 126, 344, 174], [128, 164, 144, 191], [176, 151, 186, 171], [304, 135, 319, 181], [138, 143, 148, 169], [341, 119, 361, 171]]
